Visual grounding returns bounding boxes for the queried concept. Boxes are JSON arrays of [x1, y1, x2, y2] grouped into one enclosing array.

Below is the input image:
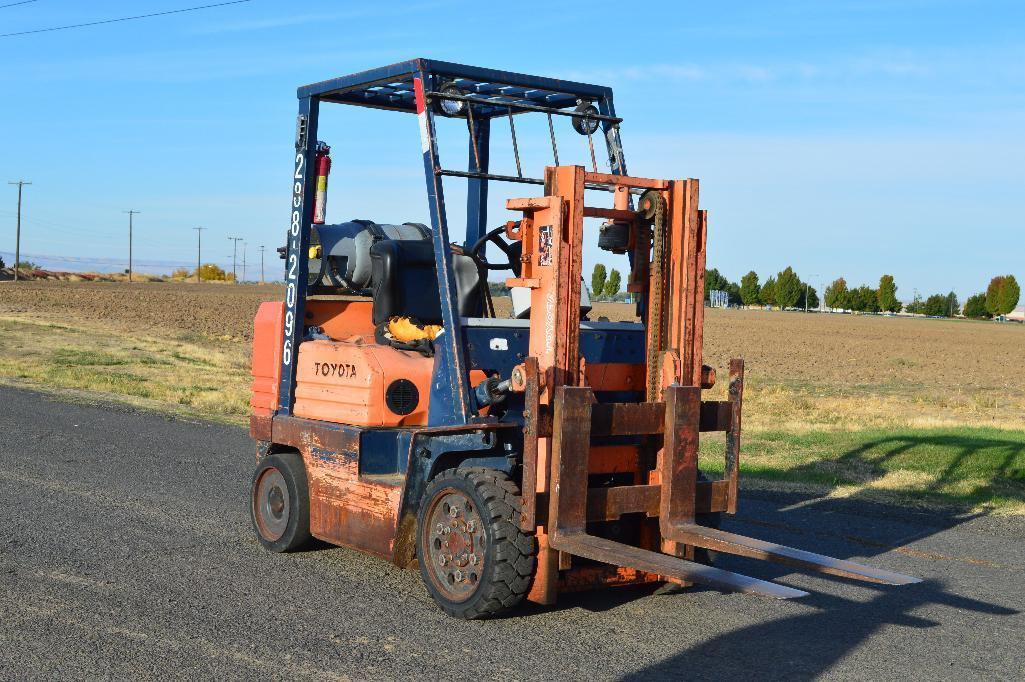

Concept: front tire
[[250, 451, 312, 552], [416, 468, 536, 619]]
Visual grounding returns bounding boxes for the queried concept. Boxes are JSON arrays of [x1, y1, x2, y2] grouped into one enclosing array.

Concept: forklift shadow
[[621, 579, 1018, 680]]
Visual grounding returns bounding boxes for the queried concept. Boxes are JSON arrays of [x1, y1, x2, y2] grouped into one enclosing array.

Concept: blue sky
[[1, 0, 1022, 300]]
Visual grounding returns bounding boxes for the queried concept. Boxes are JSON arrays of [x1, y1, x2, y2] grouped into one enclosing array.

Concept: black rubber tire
[[416, 468, 537, 619], [250, 451, 312, 553]]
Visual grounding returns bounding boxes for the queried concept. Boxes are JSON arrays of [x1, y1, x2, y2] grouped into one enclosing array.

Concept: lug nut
[[469, 554, 479, 566]]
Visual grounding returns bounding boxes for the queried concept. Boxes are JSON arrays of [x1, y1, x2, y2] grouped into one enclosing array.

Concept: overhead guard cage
[[279, 58, 630, 423]]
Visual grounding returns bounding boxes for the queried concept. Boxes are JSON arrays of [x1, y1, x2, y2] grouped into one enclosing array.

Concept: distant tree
[[863, 287, 881, 313], [847, 286, 880, 313], [0, 255, 5, 269], [998, 275, 1020, 315], [196, 263, 228, 281], [603, 269, 622, 299], [798, 283, 819, 310], [945, 291, 960, 317], [774, 267, 802, 309], [171, 267, 191, 280], [877, 275, 900, 312], [590, 264, 607, 301], [824, 277, 849, 310], [760, 276, 777, 306], [739, 271, 761, 306], [725, 281, 742, 306], [963, 293, 990, 319], [985, 275, 1019, 316], [905, 292, 925, 315], [923, 293, 949, 317], [704, 267, 731, 302], [985, 276, 1004, 315], [15, 260, 39, 271]]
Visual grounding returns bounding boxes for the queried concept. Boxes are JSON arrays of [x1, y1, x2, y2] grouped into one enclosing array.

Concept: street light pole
[[805, 273, 819, 313], [259, 245, 265, 284]]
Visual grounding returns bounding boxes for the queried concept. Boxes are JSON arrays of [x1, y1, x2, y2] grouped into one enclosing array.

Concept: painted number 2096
[[282, 150, 305, 366]]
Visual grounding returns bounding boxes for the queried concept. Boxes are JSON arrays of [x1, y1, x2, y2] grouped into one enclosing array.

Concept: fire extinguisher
[[313, 141, 331, 225]]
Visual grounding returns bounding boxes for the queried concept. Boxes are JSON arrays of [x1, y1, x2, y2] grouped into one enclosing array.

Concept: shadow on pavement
[[622, 579, 1018, 680]]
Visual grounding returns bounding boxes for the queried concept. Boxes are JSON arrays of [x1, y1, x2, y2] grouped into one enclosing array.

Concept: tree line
[[705, 267, 819, 309], [703, 267, 1021, 319]]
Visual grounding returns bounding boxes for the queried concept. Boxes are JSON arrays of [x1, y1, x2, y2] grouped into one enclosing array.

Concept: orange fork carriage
[[506, 166, 918, 603]]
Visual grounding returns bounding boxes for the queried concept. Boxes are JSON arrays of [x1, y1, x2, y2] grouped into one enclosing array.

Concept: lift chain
[[640, 190, 667, 402]]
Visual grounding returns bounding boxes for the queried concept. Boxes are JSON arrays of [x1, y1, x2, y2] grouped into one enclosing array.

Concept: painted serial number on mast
[[283, 150, 305, 366]]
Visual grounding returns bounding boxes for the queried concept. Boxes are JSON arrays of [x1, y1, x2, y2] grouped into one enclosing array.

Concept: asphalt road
[[1, 385, 1022, 680]]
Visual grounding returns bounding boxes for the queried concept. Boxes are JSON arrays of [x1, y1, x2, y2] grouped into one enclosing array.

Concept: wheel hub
[[423, 489, 486, 601], [254, 467, 289, 541]]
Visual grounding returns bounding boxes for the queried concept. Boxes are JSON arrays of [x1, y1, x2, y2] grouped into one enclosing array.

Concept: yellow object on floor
[[388, 317, 442, 343]]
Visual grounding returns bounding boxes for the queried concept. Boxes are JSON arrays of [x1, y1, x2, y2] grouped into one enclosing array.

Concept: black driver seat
[[368, 240, 483, 326]]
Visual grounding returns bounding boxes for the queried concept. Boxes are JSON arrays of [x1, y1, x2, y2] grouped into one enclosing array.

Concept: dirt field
[[2, 280, 1023, 511], [2, 280, 1022, 412]]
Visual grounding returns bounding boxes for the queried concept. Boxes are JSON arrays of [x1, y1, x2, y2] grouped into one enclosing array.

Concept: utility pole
[[805, 273, 819, 313], [259, 245, 265, 284], [241, 242, 247, 283], [227, 236, 243, 283], [7, 180, 31, 282], [123, 210, 140, 282], [192, 227, 206, 282]]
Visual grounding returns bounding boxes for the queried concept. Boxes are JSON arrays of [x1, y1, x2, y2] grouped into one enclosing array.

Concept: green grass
[[700, 426, 1025, 512]]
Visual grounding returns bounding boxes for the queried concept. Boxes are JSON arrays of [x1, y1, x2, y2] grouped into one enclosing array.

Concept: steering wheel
[[468, 225, 522, 277]]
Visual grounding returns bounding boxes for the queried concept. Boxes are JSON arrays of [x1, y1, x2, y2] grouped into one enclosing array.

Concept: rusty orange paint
[[299, 431, 402, 559], [584, 363, 646, 392], [304, 298, 376, 339], [293, 340, 434, 426], [250, 301, 284, 417], [588, 445, 639, 475], [558, 565, 660, 592]]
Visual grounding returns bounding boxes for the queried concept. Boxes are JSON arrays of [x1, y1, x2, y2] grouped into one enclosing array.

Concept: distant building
[[1007, 305, 1025, 323]]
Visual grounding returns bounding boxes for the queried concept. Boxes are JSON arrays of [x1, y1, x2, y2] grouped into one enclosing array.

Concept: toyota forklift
[[248, 58, 918, 619]]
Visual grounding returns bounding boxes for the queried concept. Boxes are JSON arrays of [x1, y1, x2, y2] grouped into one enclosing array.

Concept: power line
[[0, 0, 252, 38], [0, 1, 41, 10]]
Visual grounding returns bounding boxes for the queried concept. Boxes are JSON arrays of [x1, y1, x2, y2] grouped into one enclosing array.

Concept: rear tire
[[416, 468, 536, 619], [250, 451, 312, 552]]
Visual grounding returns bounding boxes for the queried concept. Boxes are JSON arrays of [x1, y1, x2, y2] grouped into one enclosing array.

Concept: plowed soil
[[3, 281, 1021, 395]]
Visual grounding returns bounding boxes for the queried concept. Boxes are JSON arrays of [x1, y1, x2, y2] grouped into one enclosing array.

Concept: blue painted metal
[[415, 71, 476, 425], [464, 117, 490, 250], [463, 324, 645, 380], [277, 96, 320, 414], [298, 58, 612, 115]]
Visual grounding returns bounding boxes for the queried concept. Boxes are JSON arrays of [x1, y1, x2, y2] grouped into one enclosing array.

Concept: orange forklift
[[248, 59, 919, 618]]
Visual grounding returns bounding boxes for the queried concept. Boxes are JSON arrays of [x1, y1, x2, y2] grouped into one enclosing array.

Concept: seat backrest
[[369, 240, 483, 325]]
